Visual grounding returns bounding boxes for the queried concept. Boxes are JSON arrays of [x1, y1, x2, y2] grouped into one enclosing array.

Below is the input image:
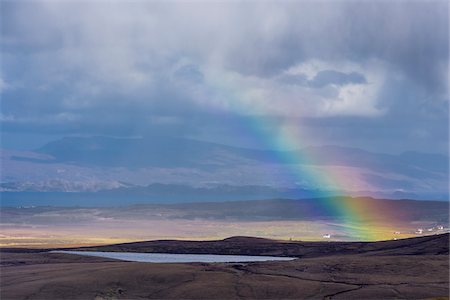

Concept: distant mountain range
[[2, 197, 448, 224], [1, 183, 445, 207], [1, 135, 448, 203], [26, 136, 449, 175]]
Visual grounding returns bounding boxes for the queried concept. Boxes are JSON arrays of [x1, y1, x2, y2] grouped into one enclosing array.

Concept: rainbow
[[204, 71, 404, 241]]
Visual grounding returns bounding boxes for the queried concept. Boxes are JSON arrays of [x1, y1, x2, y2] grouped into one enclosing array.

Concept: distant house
[[427, 228, 433, 232], [416, 228, 423, 234], [437, 225, 444, 230], [323, 234, 331, 239], [394, 231, 401, 235]]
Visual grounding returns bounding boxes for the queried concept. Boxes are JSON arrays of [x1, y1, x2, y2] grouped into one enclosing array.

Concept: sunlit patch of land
[[1, 199, 447, 248], [0, 219, 438, 248]]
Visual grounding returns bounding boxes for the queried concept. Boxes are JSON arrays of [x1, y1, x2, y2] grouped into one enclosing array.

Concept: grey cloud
[[277, 74, 308, 86], [220, 1, 448, 95], [0, 1, 448, 154], [279, 70, 367, 88], [308, 70, 367, 88], [3, 1, 447, 91], [173, 65, 204, 84]]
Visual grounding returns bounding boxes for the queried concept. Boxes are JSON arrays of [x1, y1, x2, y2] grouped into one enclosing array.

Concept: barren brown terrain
[[1, 234, 449, 300]]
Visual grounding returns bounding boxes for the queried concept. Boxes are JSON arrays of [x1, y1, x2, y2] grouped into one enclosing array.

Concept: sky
[[1, 0, 448, 154]]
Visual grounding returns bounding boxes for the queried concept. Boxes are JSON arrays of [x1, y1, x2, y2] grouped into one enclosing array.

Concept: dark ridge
[[15, 233, 443, 258]]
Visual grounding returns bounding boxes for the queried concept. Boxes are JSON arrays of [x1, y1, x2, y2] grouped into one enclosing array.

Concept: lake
[[52, 250, 296, 263]]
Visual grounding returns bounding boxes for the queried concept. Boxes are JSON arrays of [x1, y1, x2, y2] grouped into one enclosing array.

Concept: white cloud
[[197, 59, 386, 118]]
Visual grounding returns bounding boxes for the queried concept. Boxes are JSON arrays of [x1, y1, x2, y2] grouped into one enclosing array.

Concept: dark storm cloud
[[223, 1, 448, 95], [0, 0, 448, 153]]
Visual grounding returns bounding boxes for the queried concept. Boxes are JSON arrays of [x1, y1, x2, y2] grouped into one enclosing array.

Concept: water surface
[[53, 250, 296, 263]]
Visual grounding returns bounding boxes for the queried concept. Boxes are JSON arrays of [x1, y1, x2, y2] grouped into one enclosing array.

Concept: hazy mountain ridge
[[1, 183, 448, 207], [1, 136, 448, 199], [34, 136, 448, 174]]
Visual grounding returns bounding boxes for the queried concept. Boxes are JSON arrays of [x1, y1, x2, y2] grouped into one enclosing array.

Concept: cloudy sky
[[1, 0, 448, 154]]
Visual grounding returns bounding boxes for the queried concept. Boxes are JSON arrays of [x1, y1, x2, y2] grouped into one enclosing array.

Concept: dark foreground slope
[[1, 234, 449, 300]]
